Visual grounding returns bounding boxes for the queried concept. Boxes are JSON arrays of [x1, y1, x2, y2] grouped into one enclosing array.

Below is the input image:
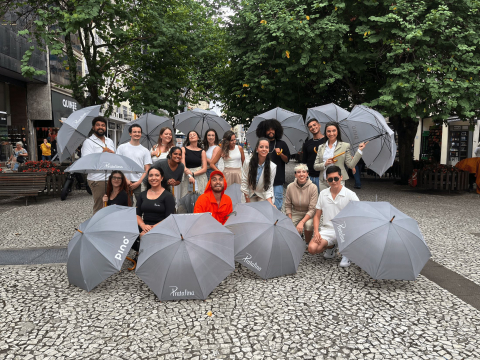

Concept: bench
[[0, 173, 48, 205]]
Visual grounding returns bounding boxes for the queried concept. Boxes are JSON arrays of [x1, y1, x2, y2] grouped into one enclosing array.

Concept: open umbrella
[[225, 201, 305, 279], [174, 108, 231, 139], [64, 152, 144, 195], [224, 183, 242, 208], [305, 103, 350, 137], [57, 105, 102, 162], [136, 213, 234, 300], [118, 113, 173, 149], [246, 107, 307, 154], [67, 205, 139, 291], [340, 105, 397, 177], [331, 201, 431, 280]]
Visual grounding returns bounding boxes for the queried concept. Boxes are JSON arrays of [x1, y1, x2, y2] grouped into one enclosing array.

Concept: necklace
[[268, 140, 276, 154]]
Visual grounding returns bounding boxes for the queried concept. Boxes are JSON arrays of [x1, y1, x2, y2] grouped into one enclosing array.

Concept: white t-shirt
[[475, 146, 480, 157], [81, 135, 116, 182], [316, 186, 359, 229], [116, 142, 152, 182]]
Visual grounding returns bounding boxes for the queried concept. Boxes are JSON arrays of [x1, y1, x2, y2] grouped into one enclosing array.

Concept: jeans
[[353, 164, 362, 188], [273, 185, 284, 210], [309, 176, 320, 192], [42, 155, 51, 161]]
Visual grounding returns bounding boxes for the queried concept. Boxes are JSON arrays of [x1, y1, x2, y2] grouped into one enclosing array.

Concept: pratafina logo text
[[115, 236, 129, 260], [170, 286, 195, 297], [242, 253, 262, 271], [102, 162, 124, 169], [337, 221, 347, 243]]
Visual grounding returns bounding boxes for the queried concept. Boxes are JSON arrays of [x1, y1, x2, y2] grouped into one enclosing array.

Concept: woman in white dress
[[210, 130, 245, 186], [151, 127, 175, 164], [203, 129, 221, 179]]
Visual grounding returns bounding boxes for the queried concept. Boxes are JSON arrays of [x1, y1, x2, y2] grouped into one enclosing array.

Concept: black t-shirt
[[107, 190, 129, 206], [147, 159, 185, 192], [136, 190, 175, 225], [302, 137, 327, 177], [268, 139, 290, 186]]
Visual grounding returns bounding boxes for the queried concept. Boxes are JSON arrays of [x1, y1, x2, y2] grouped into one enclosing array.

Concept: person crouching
[[285, 163, 318, 243], [194, 171, 233, 225]]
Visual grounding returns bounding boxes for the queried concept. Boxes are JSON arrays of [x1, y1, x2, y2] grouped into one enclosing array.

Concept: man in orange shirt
[[194, 170, 233, 225]]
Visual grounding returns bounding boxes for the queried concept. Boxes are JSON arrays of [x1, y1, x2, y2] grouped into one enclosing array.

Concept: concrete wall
[[27, 83, 52, 121]]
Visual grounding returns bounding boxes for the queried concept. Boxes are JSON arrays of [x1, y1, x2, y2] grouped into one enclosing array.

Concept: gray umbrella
[[340, 105, 397, 177], [225, 201, 305, 279], [177, 192, 200, 214], [67, 205, 139, 291], [136, 213, 234, 300], [118, 113, 173, 149], [331, 201, 431, 280], [174, 108, 231, 139], [65, 152, 145, 192], [305, 103, 350, 138], [57, 105, 102, 162], [246, 107, 307, 154], [224, 183, 242, 208]]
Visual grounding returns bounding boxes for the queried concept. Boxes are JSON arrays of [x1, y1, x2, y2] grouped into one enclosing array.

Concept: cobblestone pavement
[[1, 162, 480, 359]]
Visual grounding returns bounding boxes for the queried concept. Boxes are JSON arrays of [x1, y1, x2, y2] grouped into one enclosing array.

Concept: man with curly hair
[[256, 119, 290, 210]]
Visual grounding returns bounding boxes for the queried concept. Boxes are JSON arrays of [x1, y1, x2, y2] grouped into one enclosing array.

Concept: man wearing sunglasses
[[308, 165, 359, 267]]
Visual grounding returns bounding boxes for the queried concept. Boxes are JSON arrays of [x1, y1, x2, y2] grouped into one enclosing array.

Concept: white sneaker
[[339, 256, 351, 268], [323, 244, 337, 259]]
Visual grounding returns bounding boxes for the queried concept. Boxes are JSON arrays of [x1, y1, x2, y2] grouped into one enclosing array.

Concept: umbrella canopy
[[225, 201, 305, 279], [341, 105, 397, 177], [177, 192, 201, 214], [246, 107, 307, 154], [305, 103, 350, 137], [136, 213, 235, 300], [64, 152, 145, 174], [224, 183, 242, 208], [118, 113, 173, 149], [67, 205, 139, 291], [174, 108, 231, 139], [56, 105, 102, 162], [331, 201, 431, 280]]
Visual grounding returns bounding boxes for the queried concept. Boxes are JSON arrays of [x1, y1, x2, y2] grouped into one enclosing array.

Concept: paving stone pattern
[[0, 162, 480, 359]]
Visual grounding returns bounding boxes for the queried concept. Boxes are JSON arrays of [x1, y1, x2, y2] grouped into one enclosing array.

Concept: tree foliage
[[217, 0, 480, 180], [2, 0, 225, 116]]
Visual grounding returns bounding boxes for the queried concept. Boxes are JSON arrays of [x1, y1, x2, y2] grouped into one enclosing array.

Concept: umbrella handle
[[104, 201, 107, 208], [331, 151, 346, 160], [126, 257, 136, 271], [276, 149, 283, 155], [193, 182, 195, 193]]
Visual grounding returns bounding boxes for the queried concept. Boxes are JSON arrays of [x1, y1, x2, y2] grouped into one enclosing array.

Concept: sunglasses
[[327, 176, 340, 183], [111, 176, 123, 180]]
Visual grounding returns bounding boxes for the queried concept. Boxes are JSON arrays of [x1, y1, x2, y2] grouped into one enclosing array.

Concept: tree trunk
[[389, 115, 418, 184]]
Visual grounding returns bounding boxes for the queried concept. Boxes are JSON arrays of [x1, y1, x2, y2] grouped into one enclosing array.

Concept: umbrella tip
[[274, 219, 278, 225], [181, 234, 184, 240], [390, 215, 395, 223], [75, 228, 83, 234]]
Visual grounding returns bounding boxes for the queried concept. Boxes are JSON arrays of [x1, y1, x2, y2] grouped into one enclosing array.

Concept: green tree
[[2, 0, 225, 116], [218, 0, 480, 181]]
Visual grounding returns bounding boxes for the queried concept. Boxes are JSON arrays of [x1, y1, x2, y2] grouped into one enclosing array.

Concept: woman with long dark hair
[[241, 138, 277, 204], [180, 130, 208, 197], [151, 127, 175, 163], [203, 129, 221, 179], [102, 170, 131, 206], [136, 167, 175, 238], [146, 146, 184, 193], [313, 122, 367, 191], [210, 130, 245, 185]]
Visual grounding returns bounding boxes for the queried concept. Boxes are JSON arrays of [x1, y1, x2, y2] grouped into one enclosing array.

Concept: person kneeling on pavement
[[309, 165, 359, 268], [285, 163, 318, 243], [194, 171, 233, 225]]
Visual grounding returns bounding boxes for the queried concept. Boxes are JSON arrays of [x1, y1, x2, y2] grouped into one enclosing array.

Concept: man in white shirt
[[309, 165, 359, 268], [116, 124, 152, 204], [81, 116, 116, 214]]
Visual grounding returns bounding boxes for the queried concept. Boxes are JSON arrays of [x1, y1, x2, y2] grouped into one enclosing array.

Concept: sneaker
[[339, 256, 351, 267], [324, 244, 337, 259]]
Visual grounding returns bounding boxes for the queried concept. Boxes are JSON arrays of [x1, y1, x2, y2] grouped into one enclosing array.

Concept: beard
[[94, 129, 105, 137], [212, 186, 224, 193], [267, 133, 275, 139]]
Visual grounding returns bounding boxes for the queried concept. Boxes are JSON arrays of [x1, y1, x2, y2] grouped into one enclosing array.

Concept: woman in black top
[[136, 167, 175, 237], [102, 171, 131, 207], [180, 130, 207, 197], [144, 146, 184, 193]]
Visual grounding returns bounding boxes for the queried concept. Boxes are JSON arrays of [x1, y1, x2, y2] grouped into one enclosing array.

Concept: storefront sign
[[0, 112, 6, 125], [51, 91, 82, 128]]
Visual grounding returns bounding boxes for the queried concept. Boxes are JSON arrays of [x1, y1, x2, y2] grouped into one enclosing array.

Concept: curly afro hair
[[255, 119, 283, 140]]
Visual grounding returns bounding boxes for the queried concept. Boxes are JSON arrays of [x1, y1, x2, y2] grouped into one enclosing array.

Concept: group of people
[[81, 115, 368, 267]]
